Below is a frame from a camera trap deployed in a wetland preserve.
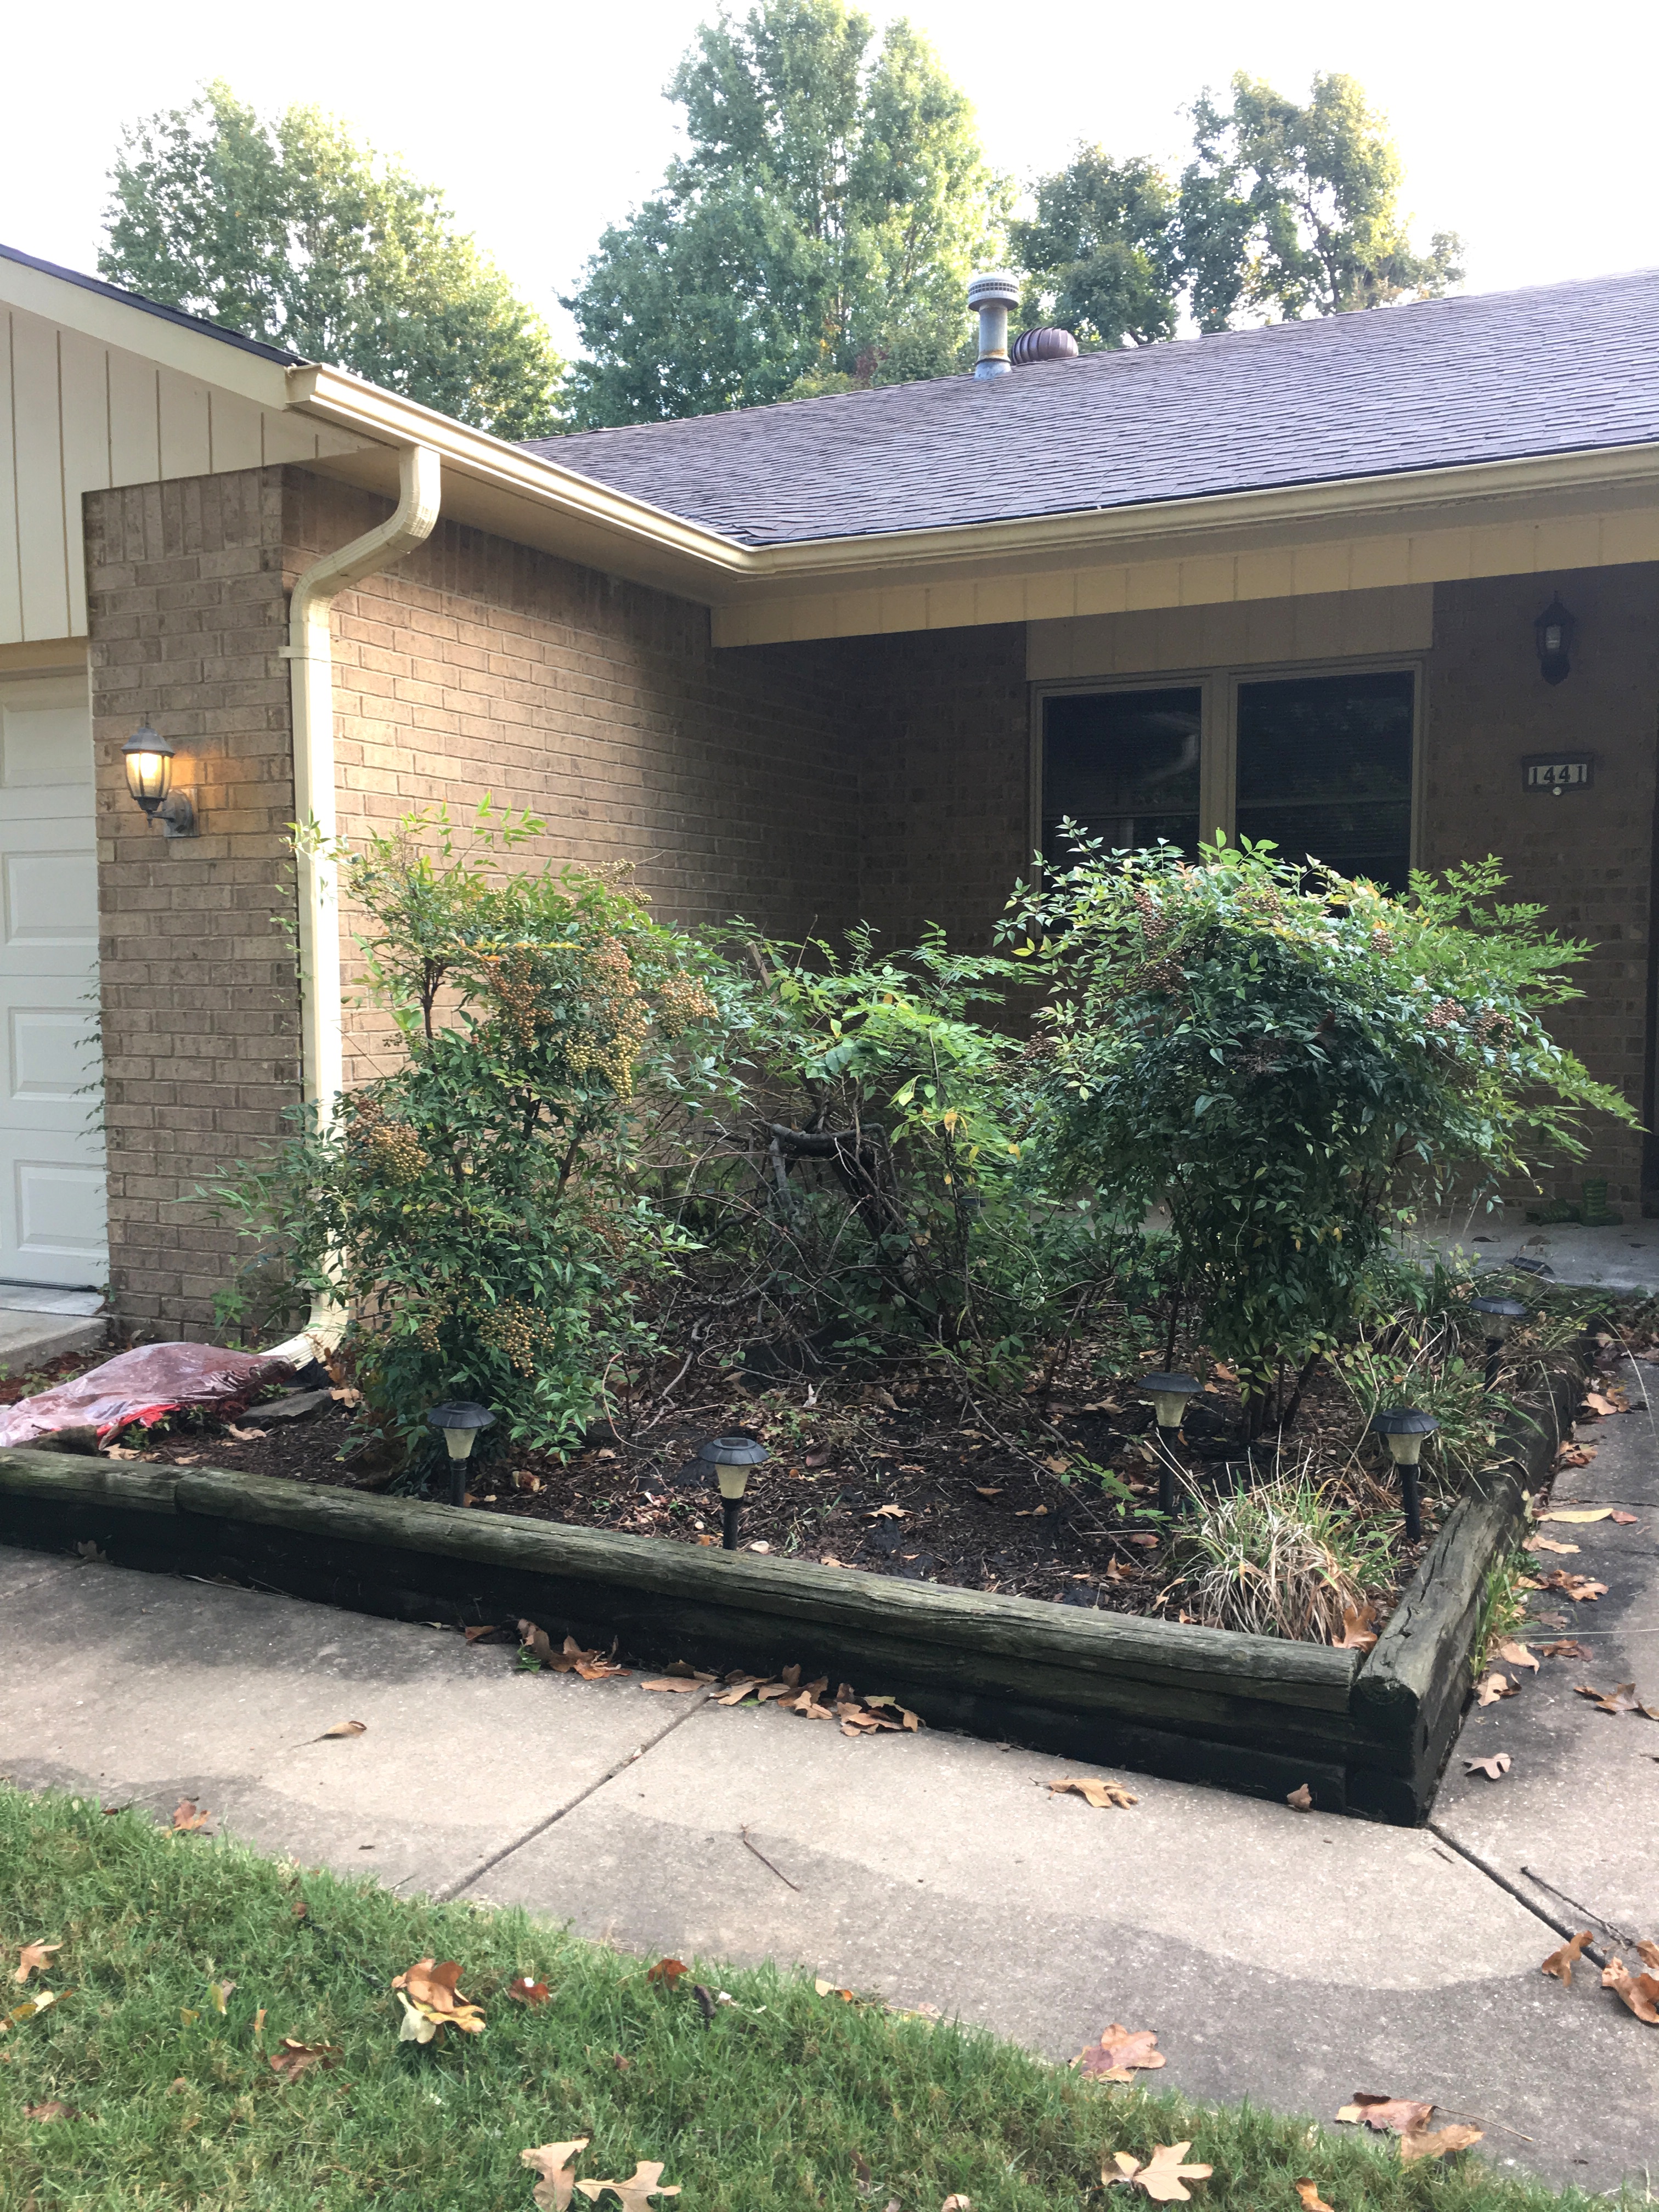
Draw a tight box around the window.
[1234,669,1415,892]
[1041,686,1203,865]
[1036,664,1417,889]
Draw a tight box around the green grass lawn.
[0,1783,1607,2212]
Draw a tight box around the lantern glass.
[714,1459,751,1500]
[1143,1372,1200,1430]
[441,1426,476,1462]
[1383,1429,1425,1467]
[123,729,174,812]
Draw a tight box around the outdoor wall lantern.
[1534,596,1576,686]
[426,1400,496,1507]
[694,1432,770,1550]
[1141,1372,1200,1516]
[122,726,196,838]
[1367,1408,1440,1543]
[1470,1296,1527,1389]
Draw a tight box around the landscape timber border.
[0,1362,1578,1825]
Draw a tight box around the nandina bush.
[211,806,721,1458]
[1002,834,1633,1434]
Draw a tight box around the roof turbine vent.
[968,270,1020,380]
[1011,326,1080,365]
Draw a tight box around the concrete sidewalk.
[4,1391,1657,2197]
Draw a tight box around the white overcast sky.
[3,0,1654,355]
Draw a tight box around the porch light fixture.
[1142,1371,1200,1516]
[1534,596,1576,686]
[122,726,196,838]
[1470,1295,1526,1389]
[695,1432,770,1550]
[426,1400,496,1507]
[1368,1408,1440,1543]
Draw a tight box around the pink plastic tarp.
[0,1341,296,1447]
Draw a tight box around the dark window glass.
[1042,687,1203,865]
[1234,669,1414,891]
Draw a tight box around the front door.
[0,672,108,1287]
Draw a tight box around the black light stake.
[696,1433,770,1550]
[1368,1408,1440,1543]
[1470,1296,1526,1389]
[426,1401,496,1507]
[1142,1372,1200,1516]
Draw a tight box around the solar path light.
[426,1401,496,1508]
[1470,1296,1526,1389]
[695,1433,770,1550]
[1141,1372,1200,1516]
[1367,1408,1440,1543]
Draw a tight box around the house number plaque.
[1522,754,1593,794]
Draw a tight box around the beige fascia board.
[0,252,295,410]
[285,359,1659,616]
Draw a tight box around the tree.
[100,82,566,439]
[562,0,1008,425]
[1177,72,1464,329]
[1009,149,1180,349]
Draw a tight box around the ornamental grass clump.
[1170,1466,1393,1642]
[1002,834,1632,1439]
[209,804,722,1460]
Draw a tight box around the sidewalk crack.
[1426,1821,1612,1965]
[432,1689,712,1903]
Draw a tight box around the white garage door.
[0,672,108,1288]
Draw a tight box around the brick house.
[3,238,1659,1333]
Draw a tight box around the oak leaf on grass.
[1105,2143,1213,2201]
[1074,2024,1165,2079]
[172,1799,212,1832]
[1399,2125,1484,2165]
[392,1956,486,2041]
[507,1974,550,2005]
[1293,2183,1335,2212]
[268,2037,341,2081]
[575,2159,682,2208]
[522,2138,591,2212]
[13,1940,60,1984]
[1541,1930,1595,1983]
[646,1958,688,1989]
[1337,2095,1435,2136]
[25,2100,76,2121]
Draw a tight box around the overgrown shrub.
[1003,834,1632,1433]
[210,807,721,1457]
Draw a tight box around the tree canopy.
[100,82,566,440]
[1016,72,1462,349]
[561,0,1008,425]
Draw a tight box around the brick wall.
[86,469,299,1336]
[280,473,872,1087]
[1423,566,1659,1204]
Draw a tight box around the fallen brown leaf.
[522,2137,592,2212]
[1582,1391,1623,1418]
[940,2198,973,2212]
[1554,1443,1595,1468]
[391,1957,486,2040]
[464,1623,504,1642]
[1610,1510,1640,1525]
[518,1622,629,1681]
[255,2006,266,2036]
[1075,2024,1165,2080]
[1464,1753,1511,1779]
[6,1989,67,2025]
[1050,1776,1138,1810]
[1524,1536,1580,1556]
[1574,1681,1659,1718]
[641,1678,707,1694]
[315,1720,366,1740]
[1475,1671,1517,1706]
[814,1978,855,2001]
[1543,1571,1607,1602]
[208,1979,236,2013]
[647,1958,689,1989]
[871,1504,906,1519]
[1540,1639,1590,1659]
[1496,1641,1539,1673]
[1293,2182,1335,2212]
[24,2100,75,2121]
[1541,1930,1595,1983]
[973,1486,1003,1498]
[267,2038,341,2081]
[1539,1508,1616,1523]
[1336,1600,1378,1652]
[1639,1939,1659,1970]
[1105,2143,1214,2202]
[1400,2125,1483,2165]
[1602,1960,1659,2023]
[507,1975,550,2005]
[172,1799,211,1832]
[1336,2095,1435,2136]
[13,1941,60,1984]
[1286,1785,1313,1811]
[574,2160,681,2208]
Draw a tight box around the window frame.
[1029,650,1425,878]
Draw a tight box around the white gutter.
[267,441,441,1364]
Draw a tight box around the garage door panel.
[0,672,107,1285]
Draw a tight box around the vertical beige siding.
[0,300,367,648]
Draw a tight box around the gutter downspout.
[268,442,441,1364]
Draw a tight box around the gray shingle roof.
[1,241,302,366]
[526,271,1659,547]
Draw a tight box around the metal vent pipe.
[968,271,1020,379]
